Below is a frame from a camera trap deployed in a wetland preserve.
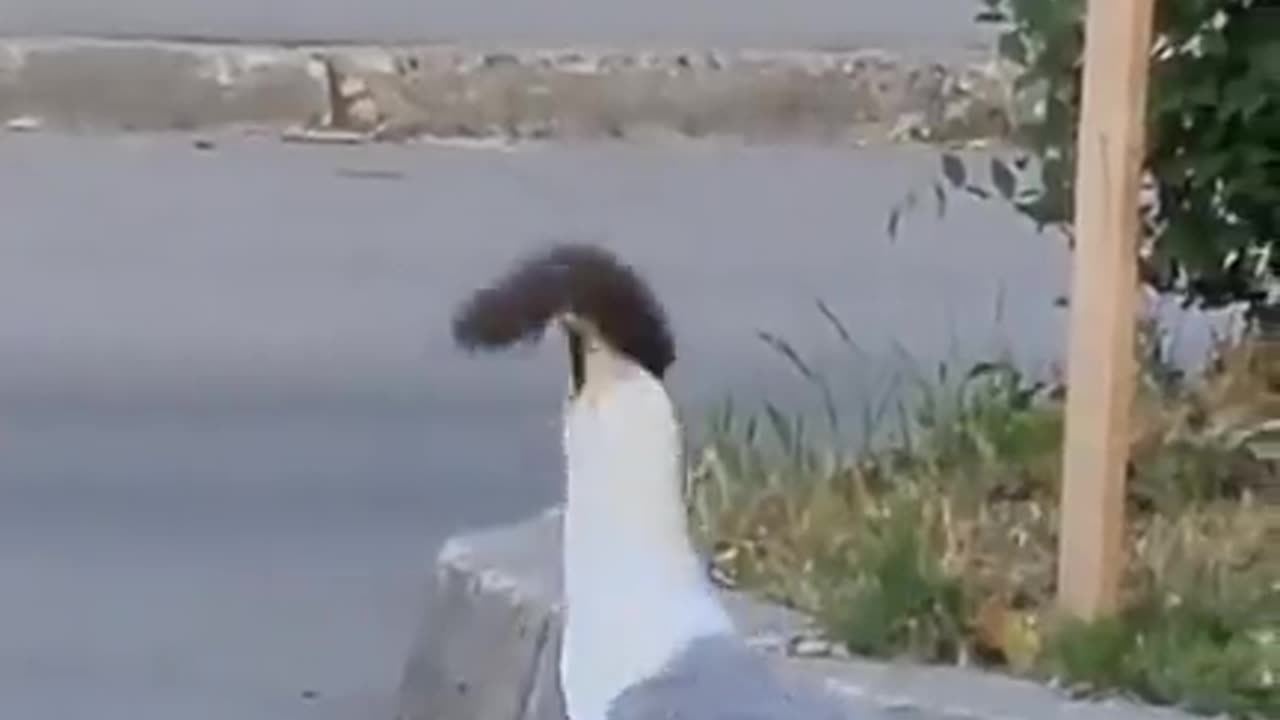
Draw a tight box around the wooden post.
[1057,0,1156,620]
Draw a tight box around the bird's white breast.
[559,364,732,720]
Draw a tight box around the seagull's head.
[451,243,676,401]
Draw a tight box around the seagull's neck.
[559,353,732,720]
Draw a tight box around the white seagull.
[452,244,871,720]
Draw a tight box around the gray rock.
[397,507,1206,720]
[395,506,814,720]
[397,507,567,720]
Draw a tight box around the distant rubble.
[0,37,1018,144]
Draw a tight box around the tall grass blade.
[757,331,818,382]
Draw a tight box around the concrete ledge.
[0,37,1016,142]
[398,507,1202,720]
[0,38,330,131]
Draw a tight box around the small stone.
[332,68,365,97]
[335,167,406,181]
[744,633,789,655]
[788,634,839,658]
[280,125,370,145]
[888,113,929,142]
[6,115,42,132]
[347,96,382,130]
[482,52,519,68]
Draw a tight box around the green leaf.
[1251,41,1280,78]
[941,154,967,188]
[1199,30,1228,58]
[1220,76,1267,121]
[975,0,1007,24]
[933,181,948,219]
[998,31,1028,65]
[1016,186,1040,202]
[991,157,1018,200]
[960,0,1278,312]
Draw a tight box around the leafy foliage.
[1046,505,1279,718]
[892,0,1280,314]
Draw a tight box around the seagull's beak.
[559,312,588,336]
[559,312,588,396]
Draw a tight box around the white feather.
[559,340,733,720]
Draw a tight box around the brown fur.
[451,243,676,379]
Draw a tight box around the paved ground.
[1,0,992,51]
[0,134,1214,719]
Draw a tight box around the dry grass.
[687,310,1278,719]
